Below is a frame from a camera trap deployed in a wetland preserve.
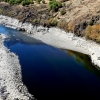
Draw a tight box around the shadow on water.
[4,32,45,47]
[0,24,46,45]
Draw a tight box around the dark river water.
[0,25,100,99]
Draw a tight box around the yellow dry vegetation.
[67,21,75,32]
[0,8,3,14]
[85,24,100,42]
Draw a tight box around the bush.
[32,19,38,24]
[49,0,62,12]
[49,18,58,26]
[44,18,58,26]
[67,21,75,32]
[0,9,3,14]
[21,1,26,6]
[36,0,41,4]
[21,0,32,6]
[9,0,15,4]
[85,25,92,39]
[42,0,45,3]
[15,0,22,4]
[88,20,94,26]
[57,19,67,29]
[96,36,100,43]
[1,0,33,6]
[60,10,66,15]
[85,25,100,41]
[40,19,45,26]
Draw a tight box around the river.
[0,25,100,99]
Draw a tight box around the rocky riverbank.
[0,15,48,34]
[0,15,100,69]
[0,34,34,100]
[29,27,100,68]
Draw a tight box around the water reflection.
[67,50,100,79]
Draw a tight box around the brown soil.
[0,0,100,37]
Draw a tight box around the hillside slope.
[0,0,100,41]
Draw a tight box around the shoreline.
[28,27,100,68]
[0,15,100,68]
[0,34,34,100]
[0,14,100,99]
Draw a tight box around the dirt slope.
[0,0,100,36]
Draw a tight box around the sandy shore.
[26,27,100,68]
[0,34,34,100]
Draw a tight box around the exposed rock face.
[0,15,48,35]
[0,2,49,24]
[0,34,34,100]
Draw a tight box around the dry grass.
[85,24,100,42]
[0,9,3,14]
[57,19,67,30]
[67,21,75,32]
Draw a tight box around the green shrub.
[60,10,66,15]
[15,0,22,4]
[49,18,58,26]
[36,0,41,4]
[4,0,9,2]
[42,0,45,4]
[9,0,15,4]
[88,20,94,26]
[49,0,62,12]
[21,0,31,6]
[32,19,38,24]
[2,0,33,6]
